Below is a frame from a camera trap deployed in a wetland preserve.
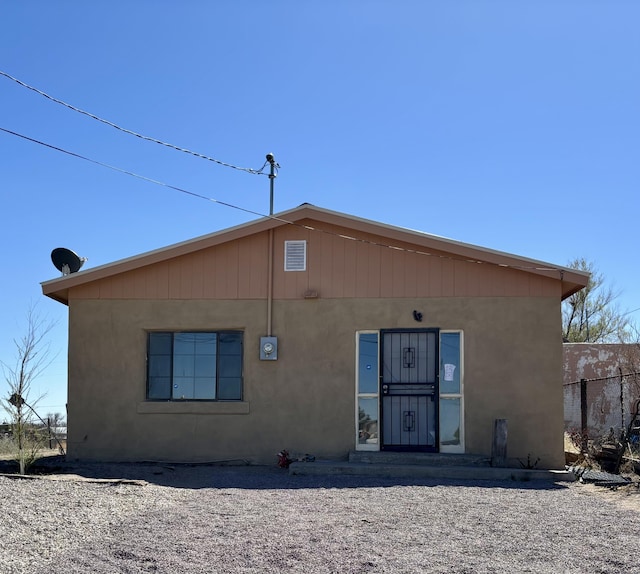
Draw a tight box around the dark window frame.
[146,330,243,401]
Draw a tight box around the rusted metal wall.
[563,344,640,437]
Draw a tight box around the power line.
[0,69,268,176]
[0,125,566,276]
[0,126,270,219]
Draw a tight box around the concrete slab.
[289,460,575,482]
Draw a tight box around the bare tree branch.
[562,258,632,343]
[1,303,57,474]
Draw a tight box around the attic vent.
[284,240,307,271]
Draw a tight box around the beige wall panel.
[225,241,241,298]
[314,232,335,296]
[110,271,132,299]
[124,266,145,299]
[502,266,527,297]
[112,275,127,299]
[201,247,219,298]
[213,246,229,298]
[343,238,358,298]
[472,264,489,297]
[390,250,405,298]
[236,242,252,298]
[130,267,147,299]
[138,263,166,299]
[379,247,395,296]
[279,265,308,299]
[402,252,418,298]
[483,264,505,297]
[186,252,203,299]
[71,234,273,302]
[98,277,113,299]
[332,233,347,298]
[353,242,369,298]
[360,244,382,297]
[313,232,328,294]
[453,260,469,296]
[72,282,101,299]
[414,253,429,297]
[440,260,455,295]
[535,274,559,297]
[237,234,269,299]
[426,257,443,297]
[178,256,194,299]
[66,296,564,468]
[217,242,240,298]
[306,229,323,294]
[67,219,561,302]
[167,259,183,299]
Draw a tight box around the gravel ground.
[0,459,639,574]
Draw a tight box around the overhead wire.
[0,125,568,276]
[0,127,270,219]
[0,69,268,176]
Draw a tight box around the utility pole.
[265,153,278,338]
[266,153,277,215]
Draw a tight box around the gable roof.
[41,203,589,304]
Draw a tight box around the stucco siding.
[66,296,564,467]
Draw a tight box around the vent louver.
[284,240,307,271]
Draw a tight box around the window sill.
[137,401,250,415]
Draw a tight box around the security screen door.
[380,329,439,451]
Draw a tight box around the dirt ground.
[22,451,640,510]
[1,456,639,573]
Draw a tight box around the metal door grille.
[380,329,439,451]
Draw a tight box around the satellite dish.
[51,247,87,276]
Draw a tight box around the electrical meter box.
[259,336,278,361]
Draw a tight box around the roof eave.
[40,203,590,304]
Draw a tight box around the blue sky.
[1,2,639,420]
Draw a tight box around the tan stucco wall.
[66,296,564,468]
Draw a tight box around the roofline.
[285,205,589,299]
[42,203,589,304]
[41,210,282,302]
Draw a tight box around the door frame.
[379,328,440,452]
[355,329,464,453]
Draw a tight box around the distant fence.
[0,422,66,453]
[564,371,640,448]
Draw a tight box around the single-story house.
[42,204,588,468]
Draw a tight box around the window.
[439,331,463,452]
[147,331,243,401]
[356,332,379,450]
[284,240,306,271]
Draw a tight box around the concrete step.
[348,451,491,467]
